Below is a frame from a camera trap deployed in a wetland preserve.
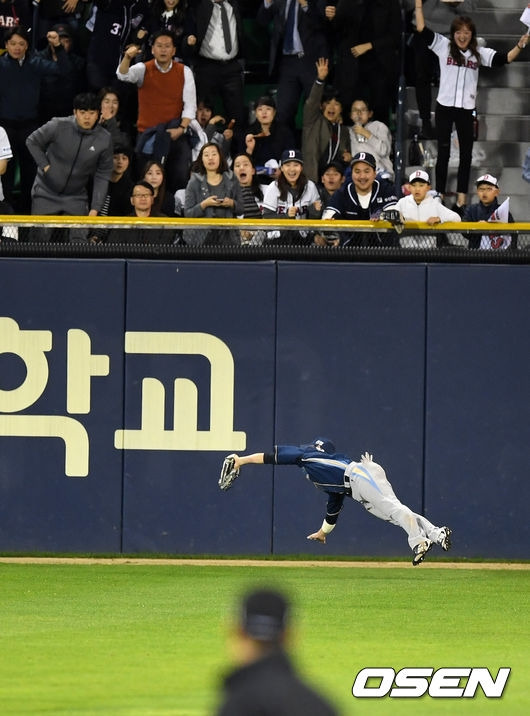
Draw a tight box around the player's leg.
[347,460,428,549]
[412,513,450,548]
[369,460,452,554]
[360,458,451,551]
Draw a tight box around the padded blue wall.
[0,259,528,559]
[0,259,125,552]
[272,264,426,557]
[120,261,276,554]
[424,265,530,559]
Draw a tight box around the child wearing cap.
[308,161,345,245]
[396,170,461,248]
[309,161,346,217]
[463,173,514,249]
[397,170,461,225]
[261,149,320,245]
[462,174,514,222]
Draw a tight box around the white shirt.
[429,32,496,109]
[396,194,461,223]
[200,0,238,61]
[0,126,13,202]
[263,0,305,55]
[262,179,320,217]
[116,60,197,121]
[396,193,462,249]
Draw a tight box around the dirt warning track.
[0,557,529,569]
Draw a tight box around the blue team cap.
[351,151,376,170]
[300,437,336,454]
[280,149,303,165]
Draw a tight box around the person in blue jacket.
[228,437,452,566]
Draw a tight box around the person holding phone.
[183,142,243,245]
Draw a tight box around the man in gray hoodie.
[26,92,113,219]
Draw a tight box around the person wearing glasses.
[343,97,394,181]
[107,181,176,244]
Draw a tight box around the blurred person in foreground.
[214,587,338,716]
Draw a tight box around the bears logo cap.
[351,152,376,170]
[280,149,303,165]
[409,169,430,184]
[476,173,498,187]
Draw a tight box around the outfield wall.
[0,259,528,559]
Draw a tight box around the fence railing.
[1,215,529,263]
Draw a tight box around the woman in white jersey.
[261,149,321,245]
[415,0,528,213]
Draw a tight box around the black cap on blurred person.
[240,589,289,644]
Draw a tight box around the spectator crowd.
[0,0,527,248]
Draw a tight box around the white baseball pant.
[345,455,443,550]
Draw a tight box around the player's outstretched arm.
[219,453,267,492]
[232,452,265,469]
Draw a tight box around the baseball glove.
[218,454,240,491]
[381,208,405,234]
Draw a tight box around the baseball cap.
[322,160,345,175]
[255,95,276,109]
[52,24,72,38]
[476,173,498,187]
[351,151,376,170]
[240,589,289,643]
[300,437,336,454]
[409,169,430,184]
[280,149,303,165]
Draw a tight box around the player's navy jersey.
[273,444,352,494]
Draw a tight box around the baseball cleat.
[412,540,433,566]
[439,527,452,552]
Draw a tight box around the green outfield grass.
[1,562,529,715]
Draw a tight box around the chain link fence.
[1,217,529,257]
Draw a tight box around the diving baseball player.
[219,438,451,565]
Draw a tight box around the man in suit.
[257,0,329,139]
[185,0,246,152]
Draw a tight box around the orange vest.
[137,60,185,133]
